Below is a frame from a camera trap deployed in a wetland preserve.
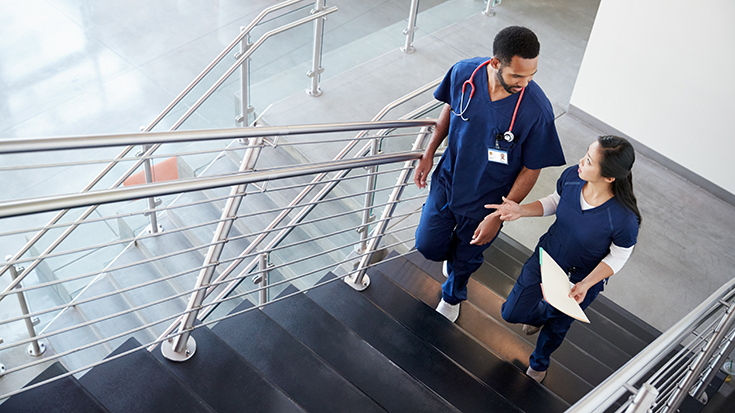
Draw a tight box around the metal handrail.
[566,278,735,413]
[153,79,442,342]
[0,149,427,302]
[0,240,419,401]
[0,120,427,155]
[144,0,311,132]
[0,1,336,300]
[1,165,410,270]
[0,120,431,299]
[0,152,425,220]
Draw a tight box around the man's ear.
[490,56,501,69]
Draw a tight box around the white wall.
[570,0,735,195]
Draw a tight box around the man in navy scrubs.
[414,26,565,322]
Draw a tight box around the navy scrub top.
[432,57,565,221]
[539,166,640,282]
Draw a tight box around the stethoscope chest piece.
[503,131,515,143]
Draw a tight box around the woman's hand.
[486,196,522,221]
[569,282,590,304]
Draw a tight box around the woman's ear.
[604,176,616,184]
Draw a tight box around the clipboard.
[539,248,590,323]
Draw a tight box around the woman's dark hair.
[493,26,540,65]
[597,135,642,225]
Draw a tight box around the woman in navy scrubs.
[488,135,642,383]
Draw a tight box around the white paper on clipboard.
[539,248,590,323]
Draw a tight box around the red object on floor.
[123,157,179,186]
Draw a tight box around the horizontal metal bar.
[566,280,735,412]
[0,150,424,219]
[1,259,203,330]
[3,189,423,306]
[201,232,418,323]
[0,279,197,353]
[0,120,433,154]
[1,168,414,272]
[0,162,408,243]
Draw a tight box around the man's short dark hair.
[493,26,540,65]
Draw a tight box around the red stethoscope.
[451,59,525,143]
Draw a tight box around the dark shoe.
[522,324,541,335]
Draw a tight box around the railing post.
[401,0,420,53]
[5,256,46,357]
[161,136,264,362]
[482,0,501,16]
[693,328,735,401]
[666,301,735,410]
[142,144,161,234]
[235,26,254,127]
[306,0,326,96]
[357,137,380,253]
[625,383,659,413]
[345,126,431,291]
[258,253,269,306]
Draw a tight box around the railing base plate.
[28,342,46,357]
[344,273,370,291]
[161,336,196,362]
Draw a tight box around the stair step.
[79,337,214,413]
[484,245,654,356]
[306,273,521,413]
[589,295,661,346]
[212,299,386,413]
[263,284,460,413]
[153,321,305,413]
[407,248,652,359]
[0,362,109,413]
[392,251,595,403]
[361,266,570,413]
[73,276,158,352]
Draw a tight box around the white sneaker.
[435,299,460,322]
[526,366,547,383]
[442,261,449,277]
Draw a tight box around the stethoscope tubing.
[451,59,525,143]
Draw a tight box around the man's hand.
[470,213,502,245]
[413,155,434,189]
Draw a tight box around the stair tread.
[153,321,305,413]
[483,240,661,347]
[263,284,460,413]
[362,265,570,413]
[407,249,652,358]
[0,362,109,413]
[79,337,214,413]
[395,251,596,403]
[306,273,522,413]
[212,299,386,413]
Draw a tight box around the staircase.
[0,232,661,412]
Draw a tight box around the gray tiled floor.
[1,0,734,341]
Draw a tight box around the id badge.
[488,148,508,164]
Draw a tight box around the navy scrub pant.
[501,248,603,372]
[415,182,499,305]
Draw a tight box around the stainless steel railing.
[566,278,735,413]
[0,0,336,306]
[0,116,438,399]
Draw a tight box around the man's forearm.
[505,167,540,204]
[423,104,451,158]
